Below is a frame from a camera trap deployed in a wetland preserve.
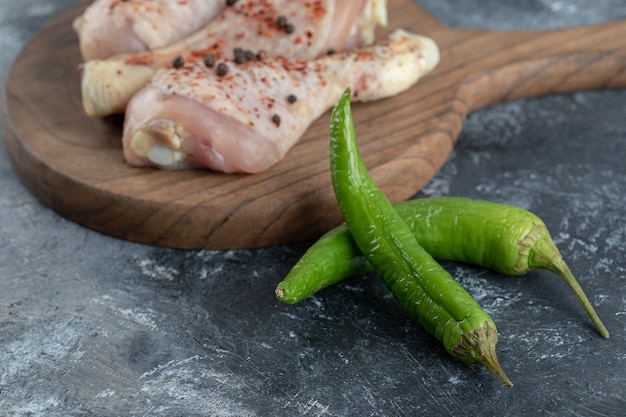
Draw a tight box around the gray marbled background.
[1,1,625,416]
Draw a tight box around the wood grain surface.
[2,0,626,249]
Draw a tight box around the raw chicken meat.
[80,0,388,118]
[73,0,226,61]
[122,29,440,174]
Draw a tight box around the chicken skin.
[73,0,226,61]
[80,0,388,117]
[122,29,440,174]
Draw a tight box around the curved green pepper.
[327,88,512,386]
[275,197,609,339]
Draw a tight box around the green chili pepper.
[275,197,609,339]
[327,88,513,386]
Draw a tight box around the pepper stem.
[528,235,609,339]
[451,321,513,387]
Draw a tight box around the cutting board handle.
[448,23,626,112]
[372,15,626,200]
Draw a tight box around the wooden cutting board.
[2,0,626,250]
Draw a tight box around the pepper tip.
[451,321,513,387]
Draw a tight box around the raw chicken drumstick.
[73,0,226,61]
[122,29,440,174]
[81,0,388,118]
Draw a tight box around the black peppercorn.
[216,62,229,77]
[226,0,238,6]
[272,114,281,126]
[203,53,216,68]
[287,94,297,104]
[284,23,295,34]
[244,50,255,61]
[171,55,185,69]
[233,48,246,64]
[276,15,287,28]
